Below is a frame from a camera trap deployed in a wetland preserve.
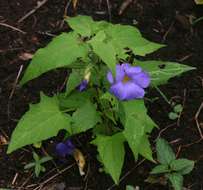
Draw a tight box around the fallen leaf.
[73,148,86,176]
[194,0,203,4]
[0,135,8,145]
[72,0,78,10]
[19,52,33,61]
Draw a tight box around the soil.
[0,0,203,189]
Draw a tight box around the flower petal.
[115,64,125,82]
[56,143,70,157]
[132,71,150,88]
[78,80,88,92]
[107,71,114,84]
[56,140,75,157]
[110,82,126,100]
[123,81,145,100]
[110,81,145,100]
[64,140,75,154]
[123,64,142,77]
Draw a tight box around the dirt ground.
[0,0,203,189]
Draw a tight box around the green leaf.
[89,33,117,75]
[100,92,118,107]
[168,173,183,190]
[119,100,156,160]
[105,24,164,56]
[24,162,35,169]
[33,152,40,162]
[138,135,154,162]
[150,164,169,174]
[132,38,165,56]
[120,100,157,134]
[66,70,83,95]
[92,133,125,184]
[168,112,178,120]
[123,115,145,160]
[20,32,89,85]
[71,101,100,134]
[7,94,71,153]
[39,156,53,164]
[35,164,41,177]
[156,138,176,165]
[126,185,134,190]
[170,159,194,175]
[58,90,94,110]
[135,60,196,86]
[174,104,183,113]
[66,15,94,37]
[66,15,111,36]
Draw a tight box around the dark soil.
[0,0,203,189]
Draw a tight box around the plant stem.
[154,86,171,105]
[193,16,203,25]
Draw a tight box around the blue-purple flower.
[77,80,88,92]
[107,63,150,100]
[56,140,75,157]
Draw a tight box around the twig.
[182,138,203,148]
[18,0,49,23]
[177,89,187,126]
[107,158,146,190]
[0,22,26,34]
[154,85,171,105]
[162,21,174,43]
[195,102,203,139]
[9,65,23,100]
[64,0,72,17]
[12,173,19,185]
[106,0,112,21]
[19,173,34,189]
[178,53,193,62]
[175,145,182,158]
[157,122,177,139]
[59,0,72,29]
[32,163,76,190]
[118,0,134,15]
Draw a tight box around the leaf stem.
[154,86,171,105]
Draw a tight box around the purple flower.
[107,63,150,101]
[77,80,88,92]
[56,140,75,157]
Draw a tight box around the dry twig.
[9,65,23,100]
[177,89,187,126]
[12,173,19,185]
[106,0,112,21]
[0,22,26,34]
[18,0,49,23]
[32,163,76,190]
[195,102,203,139]
[118,0,135,15]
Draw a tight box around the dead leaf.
[0,135,8,145]
[19,52,33,61]
[72,0,78,10]
[73,148,86,176]
[194,0,203,4]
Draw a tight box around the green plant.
[7,15,195,184]
[194,0,203,4]
[168,104,183,120]
[24,152,52,177]
[126,185,139,190]
[150,138,195,190]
